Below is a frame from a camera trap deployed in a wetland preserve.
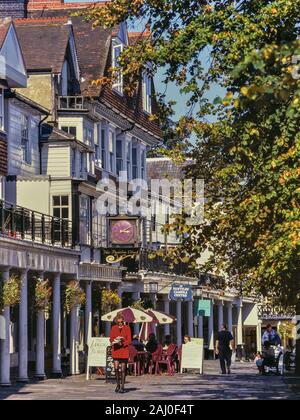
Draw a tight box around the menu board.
[180,338,204,374]
[86,337,110,380]
[105,346,116,382]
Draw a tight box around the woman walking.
[110,313,132,393]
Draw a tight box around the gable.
[0,22,27,87]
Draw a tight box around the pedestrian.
[216,324,235,375]
[146,333,158,354]
[256,341,275,375]
[262,324,282,346]
[110,313,132,393]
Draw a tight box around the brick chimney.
[27,0,64,10]
[0,0,27,18]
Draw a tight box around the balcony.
[0,199,73,248]
[58,96,89,112]
[79,262,124,283]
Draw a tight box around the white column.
[208,300,214,351]
[70,306,80,375]
[133,290,140,336]
[18,270,28,382]
[176,300,182,346]
[198,315,204,338]
[35,310,46,379]
[218,301,224,331]
[237,299,243,346]
[85,281,92,344]
[227,302,233,334]
[52,274,62,376]
[256,321,262,353]
[163,296,170,336]
[0,269,11,386]
[105,283,112,337]
[188,300,194,337]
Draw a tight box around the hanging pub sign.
[169,284,193,302]
[108,216,140,248]
[194,299,211,317]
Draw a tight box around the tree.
[85,1,300,308]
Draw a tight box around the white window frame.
[112,41,124,94]
[108,129,115,174]
[143,72,152,114]
[21,114,30,164]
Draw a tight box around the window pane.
[62,208,69,219]
[61,196,69,206]
[53,208,61,218]
[69,127,77,136]
[53,196,60,206]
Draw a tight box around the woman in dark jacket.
[110,313,132,393]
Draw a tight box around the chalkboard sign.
[105,346,116,383]
[86,337,110,380]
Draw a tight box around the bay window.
[116,139,123,176]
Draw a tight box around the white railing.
[79,262,123,282]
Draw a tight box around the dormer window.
[112,41,124,94]
[143,72,152,114]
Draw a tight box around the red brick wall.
[0,137,7,176]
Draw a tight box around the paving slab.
[0,362,299,400]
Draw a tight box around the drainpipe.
[38,114,49,175]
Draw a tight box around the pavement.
[1,361,300,400]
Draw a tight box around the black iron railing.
[0,199,73,248]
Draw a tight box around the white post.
[133,290,141,336]
[105,283,112,337]
[70,306,80,375]
[52,274,62,376]
[0,269,11,386]
[163,296,170,336]
[227,302,233,334]
[208,300,214,352]
[35,310,46,379]
[188,300,194,337]
[18,270,28,382]
[256,321,262,353]
[176,300,182,346]
[85,281,92,344]
[218,301,224,331]
[237,299,243,347]
[198,315,204,338]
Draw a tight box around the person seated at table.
[163,335,173,349]
[146,333,158,354]
[131,335,145,352]
[183,335,191,344]
[256,341,275,375]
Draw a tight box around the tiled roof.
[0,19,10,49]
[14,18,72,73]
[128,31,151,46]
[147,158,193,181]
[29,6,162,139]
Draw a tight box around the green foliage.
[0,275,22,310]
[87,0,300,306]
[34,278,52,312]
[65,281,86,314]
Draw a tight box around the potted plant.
[34,278,52,312]
[101,289,121,313]
[0,274,22,310]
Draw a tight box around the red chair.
[128,346,140,376]
[157,344,177,376]
[148,345,163,375]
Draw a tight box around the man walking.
[216,324,235,374]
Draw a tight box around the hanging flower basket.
[34,278,52,312]
[101,289,121,313]
[0,275,22,310]
[65,281,86,314]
